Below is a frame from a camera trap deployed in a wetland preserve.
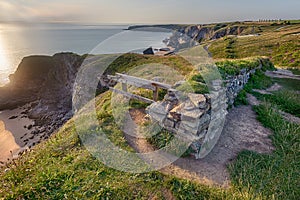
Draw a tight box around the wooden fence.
[107,73,172,103]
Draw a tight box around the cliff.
[0,53,85,133]
[165,24,259,49]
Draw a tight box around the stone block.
[183,101,198,111]
[176,128,201,141]
[211,79,223,86]
[180,107,205,121]
[179,122,199,135]
[197,129,208,138]
[164,118,175,129]
[198,101,208,109]
[188,93,206,107]
[149,112,166,124]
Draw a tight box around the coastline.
[0,106,34,165]
[0,27,173,166]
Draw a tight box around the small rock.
[39,127,46,133]
[9,116,18,120]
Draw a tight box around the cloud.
[0,0,299,24]
[0,1,34,21]
[0,0,85,22]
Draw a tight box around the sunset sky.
[0,0,299,24]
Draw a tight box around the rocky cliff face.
[0,53,85,134]
[165,25,248,50]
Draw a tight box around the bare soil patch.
[265,70,300,80]
[279,111,300,125]
[123,106,274,187]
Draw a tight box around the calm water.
[0,23,171,86]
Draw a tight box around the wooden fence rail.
[107,73,172,103]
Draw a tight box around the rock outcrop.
[0,53,85,137]
[164,25,253,50]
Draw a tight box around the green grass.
[215,57,275,77]
[234,89,248,106]
[1,52,299,199]
[0,93,212,199]
[224,37,237,59]
[148,129,174,149]
[208,23,300,68]
[244,70,274,92]
[254,90,300,118]
[1,89,298,199]
[229,102,300,200]
[216,58,260,75]
[288,68,300,75]
[230,66,300,200]
[0,91,256,200]
[289,20,300,24]
[233,67,274,106]
[147,129,194,157]
[271,77,300,91]
[104,53,194,76]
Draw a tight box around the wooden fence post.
[122,83,127,92]
[153,86,159,102]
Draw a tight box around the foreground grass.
[254,90,300,117]
[228,63,299,200]
[271,77,300,91]
[1,92,298,199]
[229,102,300,200]
[234,64,275,106]
[0,92,252,200]
[0,53,298,199]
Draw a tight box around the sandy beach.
[0,107,34,165]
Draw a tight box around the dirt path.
[123,107,274,187]
[253,83,283,95]
[248,81,300,125]
[247,93,300,125]
[279,111,300,125]
[265,70,300,80]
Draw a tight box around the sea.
[0,23,171,86]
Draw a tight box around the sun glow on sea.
[0,33,9,71]
[0,30,11,86]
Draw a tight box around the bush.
[234,89,248,106]
[244,70,273,92]
[216,58,261,75]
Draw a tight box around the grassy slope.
[0,92,246,200]
[230,101,300,200]
[208,23,300,68]
[0,54,299,199]
[229,71,300,200]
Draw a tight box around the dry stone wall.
[146,66,261,159]
[225,67,259,105]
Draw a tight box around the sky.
[0,0,299,24]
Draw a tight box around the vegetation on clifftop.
[0,52,299,199]
[208,23,300,68]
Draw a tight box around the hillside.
[0,51,299,199]
[139,21,300,69]
[206,23,300,68]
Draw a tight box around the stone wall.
[225,66,260,105]
[146,65,261,159]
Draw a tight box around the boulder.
[143,47,154,55]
